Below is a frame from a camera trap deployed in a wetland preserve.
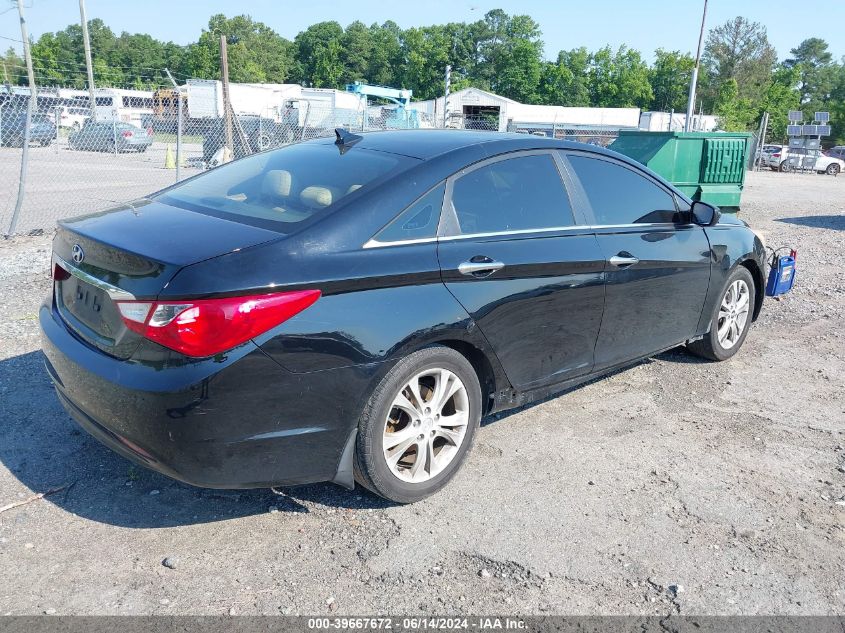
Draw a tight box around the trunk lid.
[53,198,282,358]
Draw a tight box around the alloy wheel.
[382,367,469,483]
[717,279,750,350]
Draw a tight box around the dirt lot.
[0,170,843,616]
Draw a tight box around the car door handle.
[458,259,505,276]
[609,255,640,268]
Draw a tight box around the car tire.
[687,266,756,362]
[826,164,840,176]
[779,161,792,173]
[353,346,482,503]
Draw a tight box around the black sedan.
[40,130,766,503]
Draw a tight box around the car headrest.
[300,186,336,209]
[262,170,293,199]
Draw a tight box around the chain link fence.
[2,84,625,236]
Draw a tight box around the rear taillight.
[122,130,133,138]
[115,290,321,357]
[772,153,781,158]
[146,127,154,136]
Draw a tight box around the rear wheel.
[354,346,481,503]
[779,161,792,173]
[688,266,755,361]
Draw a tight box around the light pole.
[79,0,97,119]
[685,0,708,132]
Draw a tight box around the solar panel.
[788,110,803,122]
[818,125,831,136]
[803,125,818,135]
[815,112,829,122]
[787,125,802,136]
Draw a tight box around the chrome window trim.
[363,236,439,249]
[362,222,680,248]
[53,254,136,301]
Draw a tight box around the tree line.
[2,10,843,142]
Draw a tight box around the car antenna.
[335,128,362,154]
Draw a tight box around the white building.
[406,87,641,134]
[639,111,719,132]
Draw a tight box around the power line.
[0,33,26,44]
[26,54,191,77]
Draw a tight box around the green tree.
[649,49,695,111]
[702,17,777,109]
[714,78,757,131]
[497,38,541,102]
[400,25,451,100]
[366,22,403,87]
[475,10,543,100]
[294,21,344,87]
[1,47,25,85]
[828,62,845,144]
[785,38,833,104]
[341,21,372,84]
[758,65,801,141]
[589,45,653,108]
[538,48,590,106]
[189,14,293,83]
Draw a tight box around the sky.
[1,0,843,64]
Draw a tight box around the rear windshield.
[157,143,409,231]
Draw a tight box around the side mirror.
[691,200,720,227]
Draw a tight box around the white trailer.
[186,80,363,129]
[186,79,303,121]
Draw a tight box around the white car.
[50,106,90,131]
[768,147,844,175]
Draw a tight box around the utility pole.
[8,0,38,236]
[219,35,233,158]
[684,0,708,133]
[443,65,451,128]
[79,0,97,119]
[165,68,182,182]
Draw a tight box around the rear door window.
[567,155,679,225]
[449,153,574,235]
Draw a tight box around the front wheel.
[354,346,482,503]
[826,164,840,175]
[688,266,755,362]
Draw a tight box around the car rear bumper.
[40,301,376,489]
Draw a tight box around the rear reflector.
[115,290,320,357]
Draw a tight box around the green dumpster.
[609,131,752,209]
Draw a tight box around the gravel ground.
[0,169,843,616]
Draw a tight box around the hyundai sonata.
[41,130,766,503]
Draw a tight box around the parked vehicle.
[41,130,767,503]
[68,121,154,153]
[51,105,90,131]
[766,146,844,175]
[0,112,56,147]
[824,146,845,161]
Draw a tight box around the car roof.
[308,128,617,161]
